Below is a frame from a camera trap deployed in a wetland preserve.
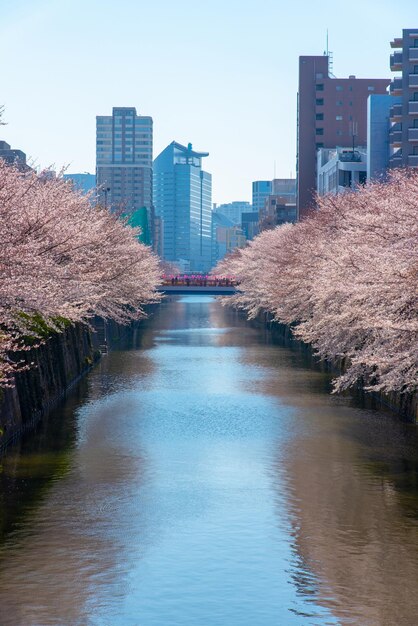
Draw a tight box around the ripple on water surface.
[0,296,417,625]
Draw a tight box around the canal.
[0,295,418,625]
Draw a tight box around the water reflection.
[277,407,418,626]
[0,296,416,625]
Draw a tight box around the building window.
[414,65,418,74]
[413,119,418,128]
[368,86,375,91]
[336,115,343,121]
[339,170,352,187]
[316,73,324,79]
[414,38,418,47]
[336,85,343,91]
[316,142,324,149]
[414,92,418,101]
[336,130,343,136]
[316,84,324,91]
[336,100,343,106]
[316,113,324,120]
[413,146,418,155]
[316,98,324,106]
[316,128,324,135]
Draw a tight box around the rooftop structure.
[317,146,367,196]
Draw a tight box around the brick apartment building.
[297,55,390,219]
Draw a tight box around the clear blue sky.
[0,0,416,203]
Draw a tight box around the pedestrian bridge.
[158,285,236,295]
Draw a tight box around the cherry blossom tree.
[216,169,418,395]
[0,161,161,386]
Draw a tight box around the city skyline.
[0,0,417,203]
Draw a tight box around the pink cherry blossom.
[0,161,161,386]
[215,169,418,395]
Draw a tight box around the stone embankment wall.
[0,324,98,453]
[0,314,153,454]
[257,311,418,423]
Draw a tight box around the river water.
[0,295,418,626]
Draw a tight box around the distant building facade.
[259,178,296,231]
[211,212,246,266]
[271,178,296,200]
[252,181,272,214]
[259,195,297,231]
[96,107,153,243]
[63,173,96,196]
[388,29,418,168]
[297,55,390,218]
[154,141,212,273]
[367,94,401,180]
[214,201,252,225]
[0,140,29,171]
[317,147,367,195]
[241,211,260,240]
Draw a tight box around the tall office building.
[153,141,212,273]
[388,29,418,168]
[297,55,389,219]
[96,107,153,243]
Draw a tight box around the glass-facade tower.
[96,107,153,242]
[154,142,212,273]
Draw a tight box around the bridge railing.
[161,274,238,288]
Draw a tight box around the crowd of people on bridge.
[162,275,237,287]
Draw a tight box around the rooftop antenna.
[325,29,334,76]
[349,121,358,153]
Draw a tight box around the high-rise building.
[388,29,418,168]
[252,180,272,214]
[96,107,153,243]
[297,55,390,219]
[153,141,212,273]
